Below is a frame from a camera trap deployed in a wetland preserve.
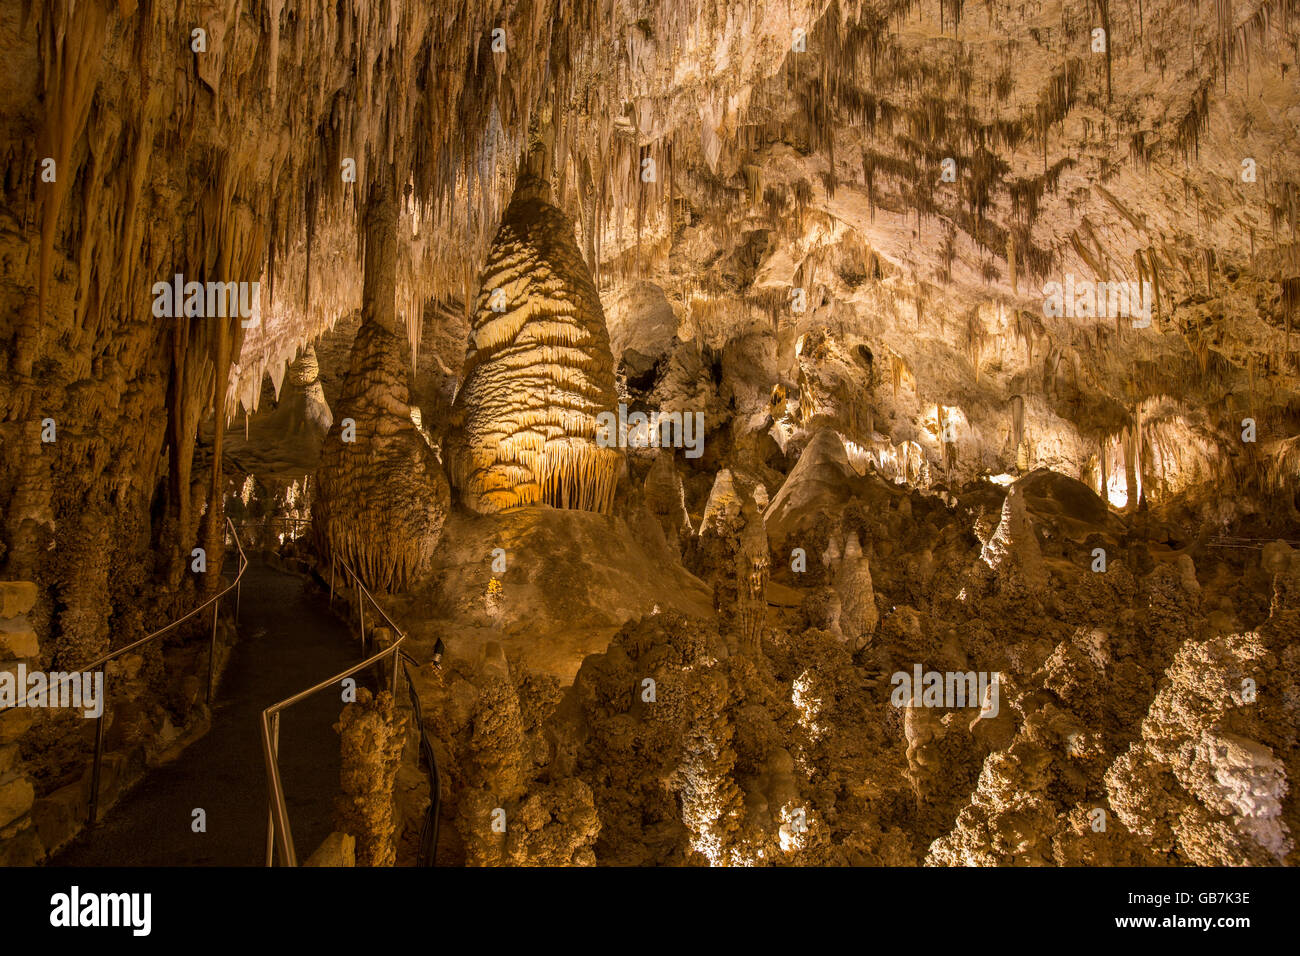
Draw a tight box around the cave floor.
[51,558,363,866]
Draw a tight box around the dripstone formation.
[315,176,450,592]
[314,320,450,592]
[448,168,623,515]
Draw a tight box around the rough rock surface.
[335,689,406,868]
[315,321,450,591]
[448,171,623,515]
[388,507,713,682]
[4,0,1300,871]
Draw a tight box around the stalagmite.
[6,0,1300,879]
[643,449,694,558]
[834,532,877,650]
[980,482,1048,591]
[735,500,771,653]
[315,173,450,591]
[448,150,624,514]
[1011,395,1025,467]
[275,345,333,437]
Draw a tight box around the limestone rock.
[834,532,877,650]
[1105,632,1293,866]
[979,482,1047,591]
[0,584,37,619]
[315,320,451,591]
[334,689,407,867]
[304,831,356,867]
[274,344,333,437]
[448,171,623,515]
[0,777,35,830]
[0,622,38,660]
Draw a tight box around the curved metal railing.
[259,552,441,867]
[1209,534,1300,550]
[0,516,248,827]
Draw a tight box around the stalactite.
[1011,394,1025,464]
[1095,0,1113,102]
[1122,420,1140,513]
[1282,277,1300,349]
[1007,233,1018,294]
[30,0,107,372]
[1099,435,1109,504]
[201,319,231,596]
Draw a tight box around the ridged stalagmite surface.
[314,322,450,591]
[449,173,623,514]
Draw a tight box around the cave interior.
[1,0,1299,868]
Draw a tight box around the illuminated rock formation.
[978,482,1048,592]
[335,688,406,867]
[315,177,451,591]
[795,328,874,442]
[314,319,450,591]
[834,532,877,650]
[643,450,694,560]
[694,469,770,653]
[1105,554,1300,866]
[7,0,1300,874]
[448,167,623,515]
[276,345,332,437]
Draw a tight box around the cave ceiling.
[3,0,1300,525]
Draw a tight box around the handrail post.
[264,712,281,866]
[231,522,242,624]
[207,596,219,704]
[262,709,297,867]
[259,566,437,868]
[22,518,247,841]
[329,557,335,605]
[87,675,107,827]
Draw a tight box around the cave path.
[52,557,362,867]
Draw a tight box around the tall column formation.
[314,174,450,591]
[447,157,623,514]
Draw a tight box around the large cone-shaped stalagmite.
[448,168,623,514]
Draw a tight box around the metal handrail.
[228,515,311,529]
[1209,534,1300,549]
[227,515,312,546]
[0,516,247,827]
[259,553,441,867]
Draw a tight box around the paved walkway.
[53,558,363,866]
